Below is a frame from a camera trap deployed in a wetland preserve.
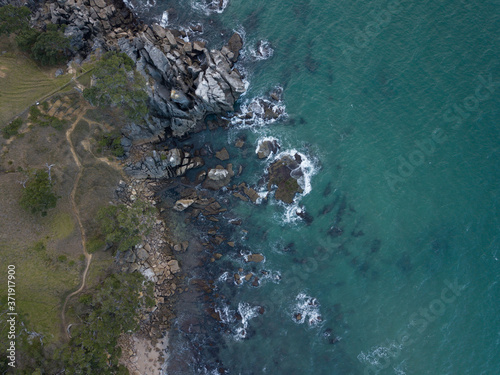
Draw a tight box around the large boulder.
[202,164,234,190]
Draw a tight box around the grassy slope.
[0,36,72,126]
[0,91,123,344]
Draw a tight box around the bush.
[86,236,106,254]
[97,132,125,157]
[0,5,31,36]
[29,106,67,130]
[96,200,156,254]
[19,169,59,216]
[2,118,23,139]
[15,27,41,51]
[31,25,70,66]
[60,272,152,373]
[83,52,148,121]
[15,23,70,66]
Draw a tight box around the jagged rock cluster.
[124,144,204,179]
[35,0,138,53]
[118,27,246,137]
[267,153,305,204]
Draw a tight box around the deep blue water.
[132,0,500,373]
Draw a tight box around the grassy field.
[0,36,72,126]
[0,91,124,343]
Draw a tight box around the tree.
[60,272,153,374]
[83,52,149,121]
[15,27,41,51]
[0,5,30,36]
[96,200,156,253]
[19,169,58,216]
[2,117,22,139]
[30,24,70,65]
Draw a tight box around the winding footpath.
[61,110,92,339]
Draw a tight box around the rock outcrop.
[39,0,247,141]
[117,26,246,138]
[267,154,304,204]
[124,146,204,179]
[256,139,280,159]
[202,164,234,190]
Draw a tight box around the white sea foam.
[268,149,319,224]
[191,0,229,15]
[123,0,156,10]
[231,96,287,128]
[249,40,274,61]
[217,271,230,283]
[159,11,168,27]
[234,302,261,339]
[357,341,404,369]
[215,302,261,340]
[292,293,323,327]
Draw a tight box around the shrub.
[0,5,31,36]
[83,52,148,121]
[2,118,23,139]
[19,169,58,216]
[15,23,70,66]
[96,200,156,254]
[60,272,152,373]
[86,236,106,254]
[31,25,70,66]
[97,131,124,157]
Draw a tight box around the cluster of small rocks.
[115,179,188,336]
[35,0,138,54]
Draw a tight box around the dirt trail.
[61,109,93,339]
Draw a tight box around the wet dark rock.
[296,208,314,224]
[328,226,344,237]
[246,254,264,263]
[215,148,230,161]
[202,165,234,190]
[267,154,303,204]
[225,32,243,62]
[256,139,280,159]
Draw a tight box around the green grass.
[0,240,81,343]
[50,212,75,240]
[0,36,72,126]
[76,69,93,87]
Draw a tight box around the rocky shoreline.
[25,0,311,372]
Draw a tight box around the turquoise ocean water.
[135,0,499,373]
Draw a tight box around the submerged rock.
[173,199,196,211]
[246,254,264,263]
[215,147,230,161]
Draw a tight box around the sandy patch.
[120,332,169,375]
[0,65,7,78]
